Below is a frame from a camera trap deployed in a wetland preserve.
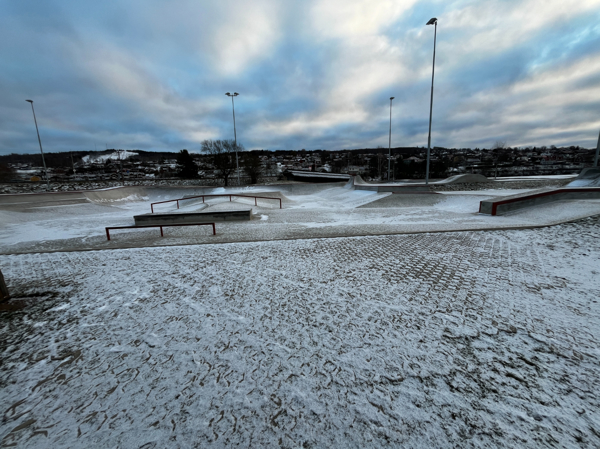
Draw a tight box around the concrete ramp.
[359,193,442,208]
[0,191,89,210]
[567,168,600,187]
[353,174,490,192]
[84,186,148,202]
[353,175,431,193]
[479,187,600,215]
[437,174,490,184]
[0,186,153,210]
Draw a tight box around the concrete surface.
[568,167,600,187]
[480,187,600,215]
[2,177,600,255]
[353,174,491,192]
[2,217,600,447]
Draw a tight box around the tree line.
[177,139,263,186]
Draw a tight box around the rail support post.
[106,228,111,240]
[160,226,164,237]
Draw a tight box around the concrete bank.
[479,187,600,215]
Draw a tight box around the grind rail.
[105,222,216,240]
[150,194,282,213]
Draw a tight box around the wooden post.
[0,269,9,302]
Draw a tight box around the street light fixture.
[425,17,437,185]
[25,99,50,190]
[225,92,240,185]
[388,97,395,182]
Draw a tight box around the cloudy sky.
[1,0,599,155]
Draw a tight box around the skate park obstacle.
[479,187,600,215]
[105,222,216,240]
[150,194,282,213]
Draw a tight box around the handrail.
[105,222,216,240]
[150,194,282,213]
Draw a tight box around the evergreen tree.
[176,149,198,178]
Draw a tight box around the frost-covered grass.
[1,217,600,448]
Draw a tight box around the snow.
[1,217,600,447]
[1,182,600,446]
[81,151,138,164]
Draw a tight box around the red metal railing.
[105,222,216,240]
[150,194,282,213]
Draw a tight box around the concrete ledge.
[479,188,600,215]
[134,209,252,225]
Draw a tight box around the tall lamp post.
[388,97,395,182]
[225,92,240,185]
[425,17,437,185]
[25,99,50,190]
[594,128,600,167]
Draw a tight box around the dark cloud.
[1,0,599,156]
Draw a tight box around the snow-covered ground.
[81,151,138,164]
[1,182,600,447]
[1,217,600,447]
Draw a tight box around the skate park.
[1,170,600,254]
[2,171,600,448]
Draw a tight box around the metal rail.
[105,222,216,240]
[150,194,282,213]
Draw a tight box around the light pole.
[388,96,395,182]
[594,128,599,167]
[225,92,240,185]
[425,17,437,185]
[25,99,50,190]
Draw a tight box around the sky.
[1,0,600,155]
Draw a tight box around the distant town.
[0,145,596,186]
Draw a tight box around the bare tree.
[242,151,263,184]
[492,141,506,151]
[202,139,241,186]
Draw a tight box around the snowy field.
[1,215,600,447]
